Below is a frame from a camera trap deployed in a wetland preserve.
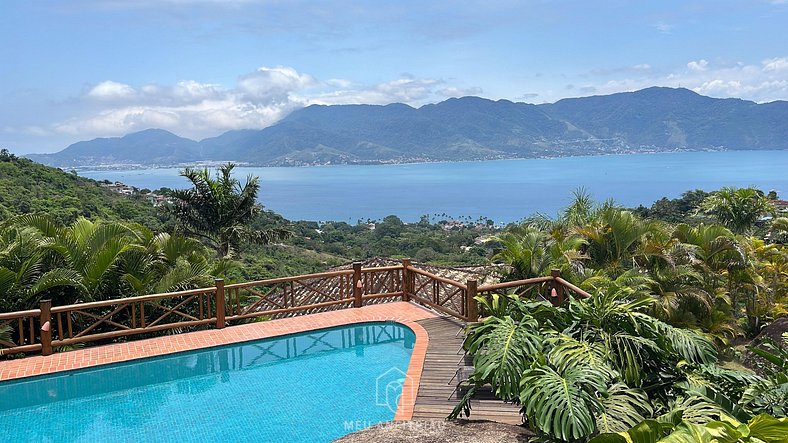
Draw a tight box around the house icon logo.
[375,367,414,413]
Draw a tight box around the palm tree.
[0,221,84,310]
[700,187,774,234]
[491,225,587,284]
[771,217,788,243]
[121,226,214,296]
[19,215,140,303]
[168,163,291,258]
[574,207,659,274]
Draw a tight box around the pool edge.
[0,302,437,421]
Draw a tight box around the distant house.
[772,200,788,214]
[144,193,171,207]
[101,181,134,195]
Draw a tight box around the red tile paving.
[0,302,438,420]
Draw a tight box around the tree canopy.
[168,163,292,258]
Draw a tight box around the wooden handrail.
[407,266,467,290]
[555,277,592,299]
[0,309,40,321]
[360,265,403,273]
[3,262,589,357]
[224,269,354,289]
[477,276,554,293]
[50,287,217,314]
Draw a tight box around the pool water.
[0,322,416,442]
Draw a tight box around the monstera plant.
[450,289,788,442]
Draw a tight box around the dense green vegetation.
[451,189,788,441]
[0,215,217,312]
[453,292,788,442]
[0,149,167,228]
[1,156,787,441]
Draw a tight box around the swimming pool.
[0,321,416,442]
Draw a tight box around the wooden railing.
[0,309,42,354]
[0,261,590,357]
[476,269,592,307]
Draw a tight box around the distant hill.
[29,87,788,167]
[0,151,164,227]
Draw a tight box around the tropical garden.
[451,188,788,442]
[1,153,787,441]
[0,161,293,346]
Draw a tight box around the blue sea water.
[0,322,415,443]
[80,151,788,223]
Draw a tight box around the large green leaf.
[548,334,616,380]
[659,396,722,425]
[658,421,712,443]
[597,384,654,434]
[740,372,788,416]
[703,420,741,443]
[465,315,542,401]
[633,312,717,364]
[747,414,788,443]
[520,364,606,441]
[678,384,752,423]
[590,420,667,443]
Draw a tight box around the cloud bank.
[8,56,788,153]
[48,67,479,142]
[574,56,788,104]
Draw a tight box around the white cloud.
[687,59,709,71]
[655,22,674,33]
[238,66,316,102]
[763,57,788,72]
[571,56,788,104]
[86,81,137,100]
[47,67,479,141]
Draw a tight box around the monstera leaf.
[520,363,607,441]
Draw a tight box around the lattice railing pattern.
[1,262,588,357]
[225,270,355,321]
[360,266,404,305]
[49,288,218,347]
[407,268,467,319]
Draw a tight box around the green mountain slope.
[29,87,788,168]
[0,151,165,227]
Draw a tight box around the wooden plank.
[412,316,522,425]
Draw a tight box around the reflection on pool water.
[0,322,415,442]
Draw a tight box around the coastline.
[53,147,735,172]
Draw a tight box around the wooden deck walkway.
[412,316,523,424]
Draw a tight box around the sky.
[2,0,787,154]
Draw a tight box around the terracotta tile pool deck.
[0,302,438,421]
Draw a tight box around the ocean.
[80,151,788,223]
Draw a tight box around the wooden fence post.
[466,280,479,322]
[401,259,411,302]
[39,300,52,356]
[353,262,363,308]
[215,278,226,329]
[550,269,564,306]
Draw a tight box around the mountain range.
[29,87,788,168]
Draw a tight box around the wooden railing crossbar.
[0,262,589,357]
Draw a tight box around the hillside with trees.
[0,149,167,228]
[1,157,787,441]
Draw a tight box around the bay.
[80,151,788,223]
